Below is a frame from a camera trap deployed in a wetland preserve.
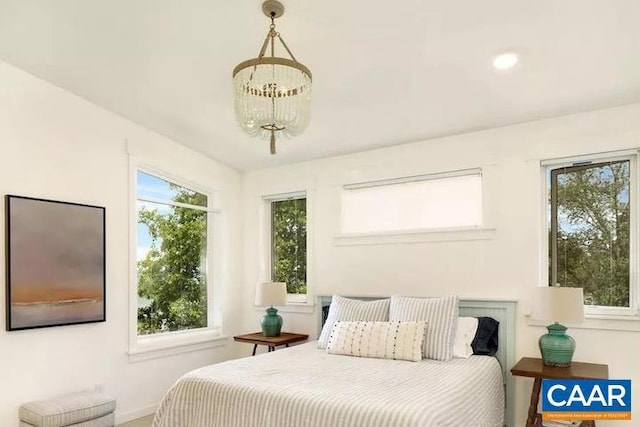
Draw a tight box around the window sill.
[527,315,640,333]
[254,302,315,314]
[128,328,228,362]
[333,227,496,246]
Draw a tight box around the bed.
[153,297,516,427]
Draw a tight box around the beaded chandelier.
[232,0,312,155]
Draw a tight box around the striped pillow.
[389,295,459,361]
[318,296,390,349]
[326,321,426,362]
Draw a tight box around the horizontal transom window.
[340,170,482,234]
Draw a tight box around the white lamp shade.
[255,282,287,307]
[531,287,585,323]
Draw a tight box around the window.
[341,170,482,234]
[136,170,211,335]
[545,152,638,315]
[267,194,307,299]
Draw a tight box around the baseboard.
[115,403,157,425]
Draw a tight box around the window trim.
[333,226,496,246]
[541,150,640,318]
[128,158,223,359]
[260,190,312,305]
[342,167,481,190]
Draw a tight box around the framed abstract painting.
[5,195,106,331]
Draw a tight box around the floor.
[117,415,154,427]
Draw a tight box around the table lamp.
[255,282,287,336]
[531,286,584,367]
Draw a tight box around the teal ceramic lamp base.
[539,322,575,367]
[261,306,283,337]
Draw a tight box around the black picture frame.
[5,195,106,331]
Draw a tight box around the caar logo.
[542,379,631,421]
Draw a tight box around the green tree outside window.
[550,160,630,307]
[136,172,209,335]
[271,198,307,295]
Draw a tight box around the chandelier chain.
[270,27,275,58]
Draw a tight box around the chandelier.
[232,0,312,155]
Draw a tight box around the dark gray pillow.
[471,317,499,356]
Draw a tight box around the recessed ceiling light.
[493,52,519,70]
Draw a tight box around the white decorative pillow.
[318,296,390,349]
[326,321,427,362]
[453,316,479,358]
[389,295,459,361]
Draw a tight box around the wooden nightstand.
[511,357,609,427]
[234,332,309,356]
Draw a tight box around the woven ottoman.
[19,391,116,427]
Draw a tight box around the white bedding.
[153,342,504,427]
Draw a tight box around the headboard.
[317,296,517,427]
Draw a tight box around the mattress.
[153,341,504,427]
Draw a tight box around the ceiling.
[1,1,639,171]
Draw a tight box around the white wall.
[0,61,244,426]
[242,103,640,426]
[3,53,638,426]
